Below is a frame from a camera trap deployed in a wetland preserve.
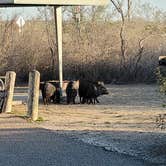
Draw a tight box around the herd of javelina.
[40,80,109,105]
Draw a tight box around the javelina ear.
[97,81,101,85]
[98,81,104,86]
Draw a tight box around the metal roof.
[0,0,109,6]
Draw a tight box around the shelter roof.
[0,0,109,6]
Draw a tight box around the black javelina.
[66,80,79,104]
[78,80,88,104]
[79,80,109,104]
[86,82,109,104]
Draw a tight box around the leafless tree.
[110,0,127,69]
[127,0,132,21]
[37,7,57,79]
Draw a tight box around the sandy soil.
[6,84,166,165]
[12,84,166,131]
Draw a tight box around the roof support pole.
[54,6,63,95]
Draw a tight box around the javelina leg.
[56,91,61,104]
[73,97,76,104]
[82,97,86,104]
[87,98,93,104]
[67,96,70,104]
[90,99,94,104]
[93,98,96,104]
[79,97,82,104]
[95,98,100,103]
[56,97,60,104]
[43,98,47,105]
[46,97,50,105]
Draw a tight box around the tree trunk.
[127,0,132,21]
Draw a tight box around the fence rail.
[0,76,5,79]
[0,76,5,90]
[0,75,6,112]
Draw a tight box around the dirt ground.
[7,84,166,165]
[12,84,166,132]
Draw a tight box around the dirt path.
[13,84,166,132]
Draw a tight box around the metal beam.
[0,0,109,6]
[0,0,13,3]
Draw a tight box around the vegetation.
[0,0,166,83]
[156,66,166,95]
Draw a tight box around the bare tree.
[37,7,57,79]
[127,0,132,21]
[110,0,127,68]
[133,38,144,79]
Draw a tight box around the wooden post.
[2,71,16,113]
[27,70,40,121]
[54,6,63,95]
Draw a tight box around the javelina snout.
[96,82,109,95]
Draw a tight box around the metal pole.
[54,6,63,95]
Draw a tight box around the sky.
[141,0,166,10]
[0,0,165,20]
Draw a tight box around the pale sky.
[0,0,165,20]
[141,0,166,10]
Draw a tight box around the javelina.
[47,82,61,103]
[86,81,109,104]
[66,80,79,104]
[40,82,60,105]
[79,80,109,104]
[78,79,88,104]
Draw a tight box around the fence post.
[2,71,16,113]
[27,70,40,121]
